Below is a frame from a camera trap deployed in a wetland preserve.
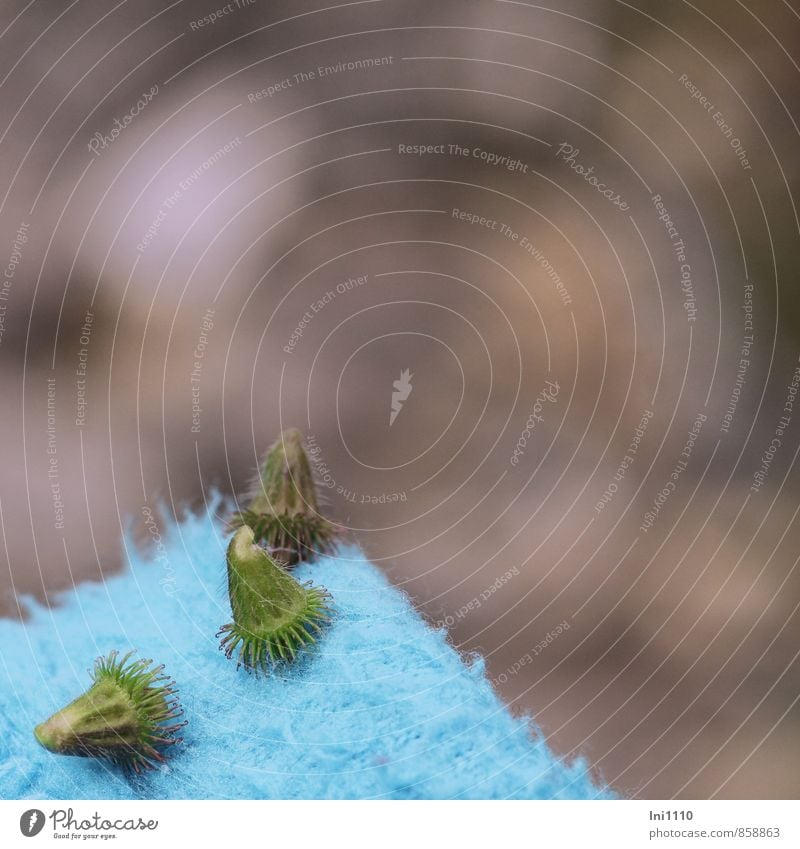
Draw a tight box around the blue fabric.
[0,501,612,799]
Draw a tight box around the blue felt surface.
[0,501,613,799]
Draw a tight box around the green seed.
[230,428,338,566]
[34,651,185,772]
[217,526,331,674]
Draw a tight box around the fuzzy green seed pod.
[230,427,338,566]
[218,525,332,674]
[33,651,185,772]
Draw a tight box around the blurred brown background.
[1,0,799,798]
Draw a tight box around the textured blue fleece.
[0,502,611,799]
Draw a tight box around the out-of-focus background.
[1,0,798,799]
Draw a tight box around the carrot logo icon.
[389,369,413,426]
[19,809,45,837]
